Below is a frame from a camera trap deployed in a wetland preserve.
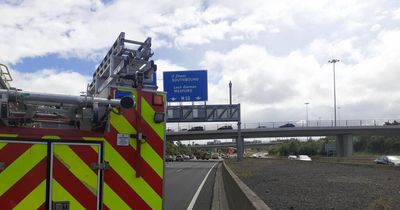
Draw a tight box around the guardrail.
[167,119,400,132]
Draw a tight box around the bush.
[269,136,400,157]
[269,138,334,156]
[355,136,400,154]
[166,141,192,155]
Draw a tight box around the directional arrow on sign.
[195,96,201,100]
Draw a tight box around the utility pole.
[305,102,309,127]
[328,59,340,126]
[229,81,232,105]
[229,81,232,118]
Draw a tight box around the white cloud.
[202,44,329,121]
[370,24,381,32]
[0,0,201,63]
[393,7,400,19]
[309,38,364,63]
[175,21,231,46]
[155,59,187,91]
[202,28,400,122]
[3,58,186,97]
[1,0,397,64]
[1,0,400,124]
[9,68,90,95]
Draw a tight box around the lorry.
[0,32,166,210]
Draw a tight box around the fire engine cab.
[0,32,166,210]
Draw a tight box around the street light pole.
[229,81,232,118]
[328,59,340,126]
[229,81,232,106]
[305,102,309,127]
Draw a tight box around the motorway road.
[164,161,218,210]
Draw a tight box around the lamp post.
[229,81,232,117]
[328,59,340,126]
[338,106,341,126]
[229,81,232,105]
[305,102,309,127]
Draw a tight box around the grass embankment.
[311,154,377,165]
[225,158,400,210]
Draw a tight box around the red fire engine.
[0,32,166,210]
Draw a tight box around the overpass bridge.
[167,126,400,140]
[166,119,400,157]
[189,142,280,150]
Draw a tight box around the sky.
[1,0,400,124]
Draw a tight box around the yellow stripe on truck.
[13,180,46,210]
[42,135,61,140]
[82,137,133,210]
[83,137,162,210]
[0,133,18,138]
[0,144,46,196]
[53,144,98,195]
[0,142,6,150]
[52,179,85,210]
[103,183,131,210]
[91,145,99,153]
[141,96,165,140]
[110,110,163,178]
[141,143,163,177]
[104,141,162,210]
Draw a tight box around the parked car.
[279,123,295,128]
[188,126,204,131]
[297,155,312,161]
[374,155,400,165]
[288,155,312,161]
[165,155,174,162]
[217,125,233,130]
[257,125,267,129]
[175,155,184,161]
[183,155,190,160]
[384,121,400,126]
[211,153,220,159]
[252,152,269,158]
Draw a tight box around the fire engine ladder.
[88,32,156,96]
[87,33,157,178]
[0,64,12,90]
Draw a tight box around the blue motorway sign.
[163,70,208,102]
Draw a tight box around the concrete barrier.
[211,163,229,210]
[221,161,271,210]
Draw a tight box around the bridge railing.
[167,119,400,132]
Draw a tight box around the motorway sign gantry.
[166,104,240,122]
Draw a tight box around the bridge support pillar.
[236,104,243,161]
[336,134,353,157]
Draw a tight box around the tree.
[166,142,179,155]
[166,141,192,155]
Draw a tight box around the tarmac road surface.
[164,161,218,210]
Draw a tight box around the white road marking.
[187,162,217,210]
[176,169,183,172]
